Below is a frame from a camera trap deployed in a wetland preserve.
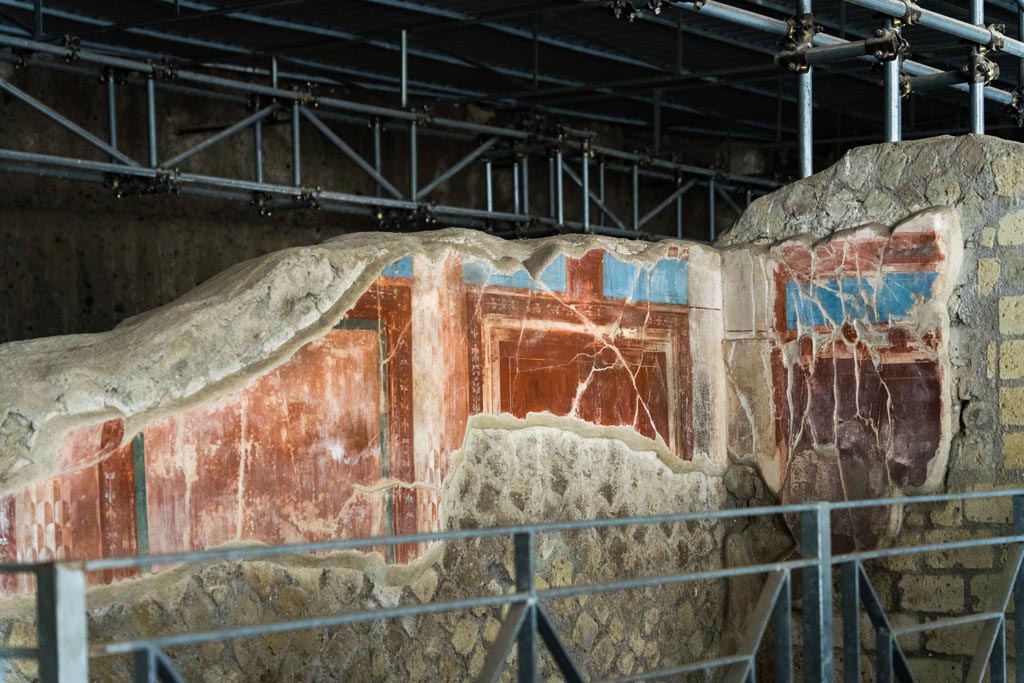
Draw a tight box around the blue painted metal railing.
[1,489,1023,683]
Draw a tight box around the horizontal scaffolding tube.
[842,0,1024,58]
[0,32,778,192]
[682,1,1016,106]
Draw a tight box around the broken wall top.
[720,135,1024,247]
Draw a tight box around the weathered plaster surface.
[0,415,729,682]
[722,208,962,548]
[721,134,1024,681]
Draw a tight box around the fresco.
[0,212,958,588]
[722,210,958,550]
[0,245,713,590]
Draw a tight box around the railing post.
[772,572,794,683]
[801,505,833,683]
[1014,493,1024,683]
[991,618,1007,683]
[876,626,894,683]
[514,531,536,683]
[36,563,88,683]
[841,561,860,683]
[134,648,156,683]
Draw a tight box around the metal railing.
[1,489,1024,682]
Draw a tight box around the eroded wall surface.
[723,209,960,549]
[0,417,729,683]
[0,237,728,592]
[0,134,997,681]
[723,134,1024,682]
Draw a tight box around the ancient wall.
[722,135,1024,682]
[0,232,730,594]
[0,136,993,680]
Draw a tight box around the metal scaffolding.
[0,0,1022,234]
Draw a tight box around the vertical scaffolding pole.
[512,160,520,215]
[581,154,590,230]
[400,29,408,109]
[146,76,157,167]
[675,178,683,240]
[521,156,529,214]
[291,102,301,187]
[254,118,263,183]
[548,155,556,219]
[631,164,639,231]
[36,564,89,683]
[797,0,813,178]
[106,75,117,163]
[708,178,716,242]
[598,158,605,227]
[653,90,662,155]
[373,118,382,198]
[1019,2,1024,87]
[409,121,418,198]
[33,0,42,39]
[485,158,493,213]
[555,148,564,226]
[883,18,902,142]
[970,0,985,134]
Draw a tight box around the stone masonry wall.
[722,134,1024,682]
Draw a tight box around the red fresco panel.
[144,398,243,554]
[240,329,385,545]
[497,332,671,443]
[0,496,15,594]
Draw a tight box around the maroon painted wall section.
[0,246,705,591]
[771,228,950,550]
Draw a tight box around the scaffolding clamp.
[868,27,910,63]
[414,106,434,126]
[1009,87,1024,127]
[250,191,273,216]
[607,0,697,22]
[106,171,179,198]
[777,14,816,73]
[983,23,1006,53]
[966,52,1000,85]
[61,35,80,63]
[295,83,319,107]
[892,1,922,28]
[150,59,178,81]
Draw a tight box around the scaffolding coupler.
[1009,87,1024,127]
[61,35,80,63]
[900,24,1003,96]
[777,26,908,73]
[106,171,178,198]
[892,1,922,29]
[607,0,702,22]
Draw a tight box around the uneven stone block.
[1004,432,1024,470]
[1001,340,1024,379]
[979,258,1001,295]
[1001,296,1024,335]
[1002,387,1024,426]
[964,495,1012,524]
[1000,210,1024,246]
[897,575,965,613]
